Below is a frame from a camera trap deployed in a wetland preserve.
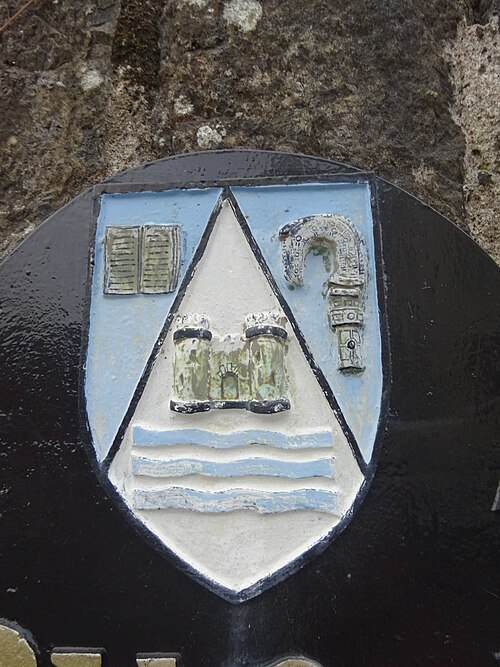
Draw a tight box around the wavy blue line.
[132,427,332,449]
[133,488,339,514]
[131,455,334,479]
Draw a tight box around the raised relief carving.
[136,655,179,666]
[98,193,370,598]
[51,650,104,666]
[279,214,365,372]
[103,225,140,295]
[140,225,181,294]
[171,311,290,414]
[104,224,181,295]
[0,622,37,667]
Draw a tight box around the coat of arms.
[83,175,386,601]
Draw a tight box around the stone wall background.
[0,0,498,263]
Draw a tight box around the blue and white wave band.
[132,427,333,449]
[130,427,338,513]
[131,454,335,479]
[133,487,339,514]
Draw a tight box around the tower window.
[221,372,239,400]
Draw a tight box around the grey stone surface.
[448,14,500,264]
[0,0,498,262]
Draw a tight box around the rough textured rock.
[447,15,500,263]
[0,0,498,262]
[0,0,122,253]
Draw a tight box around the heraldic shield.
[83,175,387,602]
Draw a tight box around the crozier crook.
[279,214,366,372]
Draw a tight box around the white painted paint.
[223,0,263,32]
[108,199,364,595]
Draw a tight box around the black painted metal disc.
[0,151,498,667]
